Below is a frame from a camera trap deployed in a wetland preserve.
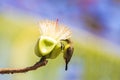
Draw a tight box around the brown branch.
[0,58,48,74]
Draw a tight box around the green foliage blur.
[0,11,120,80]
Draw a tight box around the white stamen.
[39,20,71,41]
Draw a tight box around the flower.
[35,19,72,58]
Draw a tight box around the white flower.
[39,20,71,41]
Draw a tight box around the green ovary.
[39,36,57,56]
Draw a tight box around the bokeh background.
[0,0,120,80]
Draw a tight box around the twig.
[0,59,48,74]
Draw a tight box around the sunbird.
[34,20,74,71]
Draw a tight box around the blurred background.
[0,0,120,80]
